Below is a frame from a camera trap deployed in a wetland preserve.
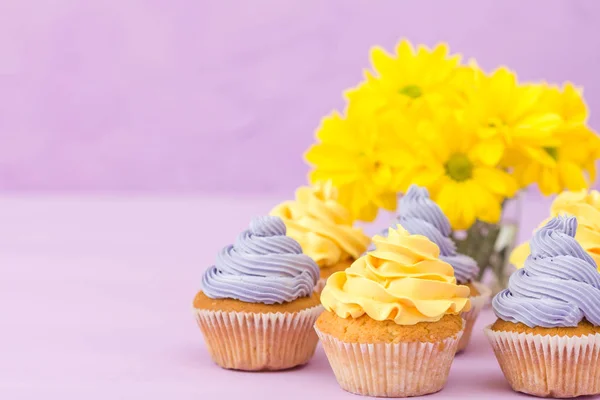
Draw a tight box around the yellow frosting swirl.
[511,189,600,271]
[270,182,370,267]
[320,225,471,325]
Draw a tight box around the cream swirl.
[270,182,370,267]
[377,185,478,283]
[202,216,320,304]
[494,216,600,327]
[321,224,471,325]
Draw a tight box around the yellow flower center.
[398,85,422,99]
[487,117,504,128]
[445,153,473,182]
[357,153,390,186]
[544,147,559,160]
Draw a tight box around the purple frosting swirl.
[493,216,600,328]
[375,185,478,283]
[202,216,320,304]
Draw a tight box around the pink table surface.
[0,193,565,399]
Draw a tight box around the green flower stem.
[453,221,502,281]
[475,223,501,281]
[452,198,519,292]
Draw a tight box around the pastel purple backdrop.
[1,0,599,194]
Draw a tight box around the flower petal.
[411,165,446,188]
[465,181,502,225]
[558,161,588,191]
[469,137,504,166]
[370,46,397,78]
[561,82,588,124]
[472,167,518,198]
[509,84,545,121]
[434,180,470,229]
[309,169,362,187]
[337,182,380,222]
[538,166,561,196]
[395,39,415,60]
[373,190,398,212]
[487,67,517,112]
[455,182,477,230]
[509,242,530,269]
[515,113,562,136]
[304,143,358,168]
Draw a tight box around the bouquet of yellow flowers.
[304,39,600,288]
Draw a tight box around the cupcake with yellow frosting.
[510,189,600,270]
[315,225,471,397]
[378,185,491,352]
[270,181,370,292]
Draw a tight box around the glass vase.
[452,196,521,296]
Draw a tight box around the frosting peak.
[270,182,370,267]
[493,216,600,328]
[401,185,451,238]
[320,225,471,325]
[381,184,478,284]
[202,216,320,304]
[249,215,287,236]
[510,189,600,271]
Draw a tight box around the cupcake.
[316,225,471,397]
[270,181,370,292]
[193,216,323,371]
[377,184,491,352]
[511,189,600,270]
[486,216,600,398]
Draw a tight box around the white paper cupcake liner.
[485,325,600,398]
[457,281,491,353]
[315,324,464,397]
[194,305,323,371]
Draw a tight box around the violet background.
[1,0,600,194]
[2,3,600,398]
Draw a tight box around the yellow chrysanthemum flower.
[509,130,599,195]
[302,39,600,227]
[509,83,600,195]
[463,67,561,166]
[408,115,518,230]
[344,39,462,117]
[449,59,483,107]
[539,82,587,128]
[304,108,419,222]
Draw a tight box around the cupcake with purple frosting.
[193,216,322,371]
[380,185,491,352]
[486,216,600,398]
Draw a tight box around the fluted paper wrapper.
[485,326,600,398]
[195,305,323,371]
[315,325,463,397]
[457,282,491,353]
